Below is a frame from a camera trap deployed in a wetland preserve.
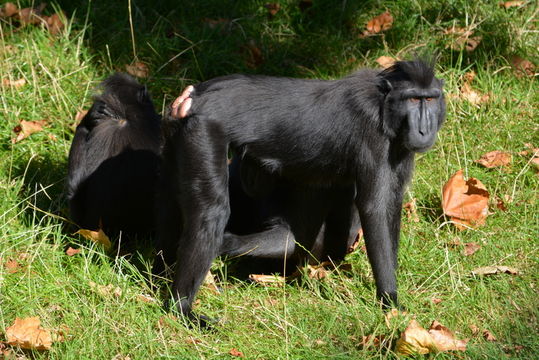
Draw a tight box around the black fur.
[67,73,161,238]
[158,59,446,321]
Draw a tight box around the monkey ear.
[377,79,392,94]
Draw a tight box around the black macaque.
[161,59,446,324]
[67,73,161,239]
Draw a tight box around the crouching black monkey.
[67,73,161,239]
[162,59,446,322]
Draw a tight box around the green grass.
[0,0,538,358]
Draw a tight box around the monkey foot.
[171,85,193,118]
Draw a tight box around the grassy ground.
[0,0,538,358]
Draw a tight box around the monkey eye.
[409,97,421,103]
[425,97,434,102]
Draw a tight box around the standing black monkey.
[67,73,161,239]
[161,59,446,322]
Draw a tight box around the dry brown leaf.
[384,308,409,327]
[12,120,47,143]
[244,40,263,69]
[264,3,280,17]
[0,2,18,17]
[137,294,157,304]
[443,26,482,52]
[347,228,363,253]
[442,170,489,230]
[471,265,519,276]
[306,264,328,280]
[428,321,468,352]
[202,17,231,29]
[532,157,539,170]
[17,3,46,26]
[6,317,53,351]
[499,1,525,9]
[229,348,244,357]
[483,329,497,341]
[375,56,397,69]
[75,228,112,250]
[475,151,512,168]
[89,281,122,297]
[404,198,420,223]
[45,13,65,35]
[469,324,480,336]
[395,319,437,355]
[359,334,386,349]
[4,259,20,273]
[365,11,393,35]
[2,77,26,88]
[461,82,490,105]
[432,297,443,305]
[248,273,286,286]
[510,55,536,77]
[463,242,481,256]
[202,271,220,293]
[125,62,149,78]
[495,196,508,211]
[65,247,80,256]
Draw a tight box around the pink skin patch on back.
[171,85,194,118]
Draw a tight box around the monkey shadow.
[9,150,156,275]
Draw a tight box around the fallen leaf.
[65,247,80,256]
[202,271,220,293]
[475,151,512,168]
[185,337,202,345]
[306,264,328,280]
[89,281,122,297]
[395,319,437,355]
[17,3,46,26]
[375,56,397,69]
[264,3,280,17]
[495,196,508,211]
[244,40,263,69]
[469,324,480,336]
[359,334,386,349]
[510,55,536,77]
[45,13,65,35]
[404,198,420,223]
[463,242,481,256]
[499,1,525,9]
[471,265,519,276]
[202,17,231,29]
[483,329,496,341]
[364,11,393,35]
[428,321,468,352]
[75,228,112,250]
[137,294,157,304]
[442,170,489,230]
[2,77,26,88]
[6,317,53,351]
[432,297,443,305]
[4,259,20,273]
[12,119,47,143]
[443,25,482,52]
[347,228,363,253]
[229,348,244,357]
[461,82,490,105]
[0,2,18,17]
[112,355,131,360]
[248,274,285,286]
[384,308,409,327]
[125,62,149,78]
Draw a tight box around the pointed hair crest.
[379,58,436,88]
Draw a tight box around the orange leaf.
[499,1,525,9]
[510,55,536,77]
[12,119,47,143]
[264,3,281,17]
[45,13,65,35]
[125,62,149,78]
[75,228,112,250]
[6,317,53,351]
[365,11,393,35]
[65,247,81,256]
[404,198,420,223]
[4,259,20,273]
[442,170,489,229]
[0,2,18,17]
[483,329,497,341]
[428,321,468,352]
[2,77,26,88]
[375,56,397,69]
[17,3,46,26]
[475,151,512,168]
[229,348,244,357]
[463,242,481,256]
